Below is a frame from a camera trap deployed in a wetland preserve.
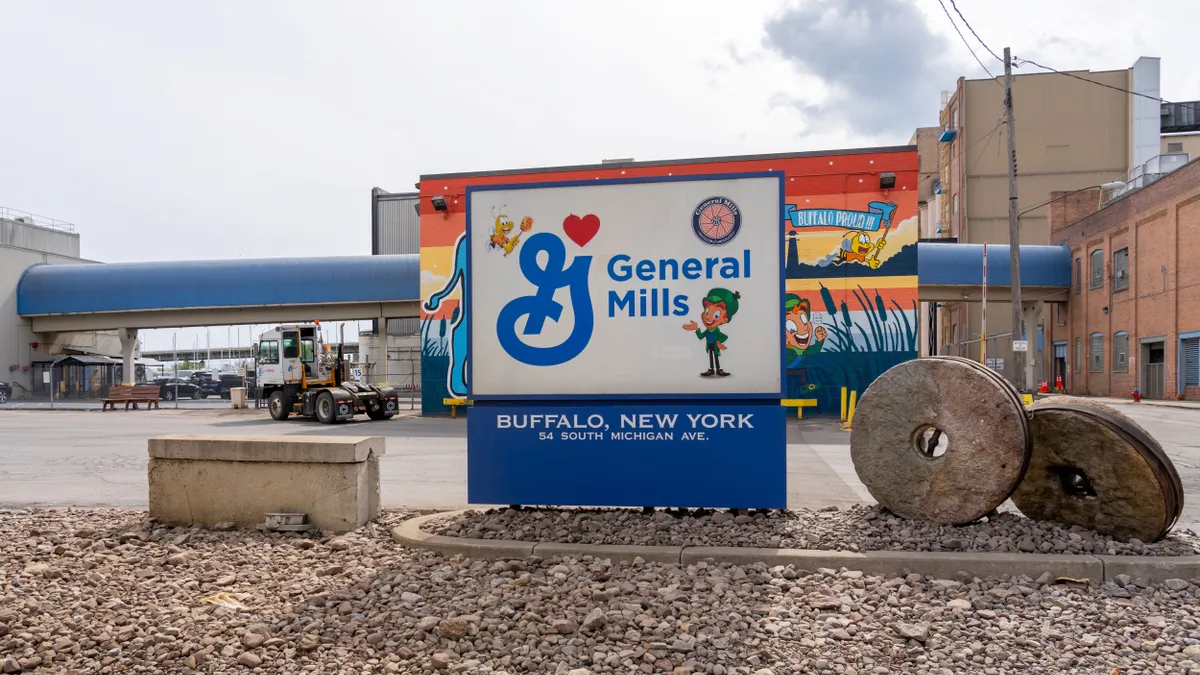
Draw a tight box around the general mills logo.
[497,230,594,366]
[692,196,741,245]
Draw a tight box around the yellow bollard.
[840,387,848,422]
[841,391,857,430]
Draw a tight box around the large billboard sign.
[464,173,787,508]
[467,173,784,398]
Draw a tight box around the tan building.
[1162,133,1200,157]
[910,126,943,356]
[935,57,1163,385]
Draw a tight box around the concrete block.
[533,542,683,564]
[148,434,384,533]
[1098,555,1200,584]
[148,434,383,463]
[680,547,1104,581]
[392,513,534,560]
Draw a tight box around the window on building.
[952,107,959,129]
[1113,332,1129,372]
[1184,337,1200,388]
[259,340,279,365]
[1113,248,1129,291]
[1090,250,1104,290]
[1074,257,1081,295]
[1074,337,1082,373]
[1168,142,1184,153]
[1090,333,1104,372]
[952,193,959,216]
[1055,303,1067,326]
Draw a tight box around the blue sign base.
[467,401,786,509]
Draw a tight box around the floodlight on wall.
[413,202,420,216]
[879,172,896,190]
[431,196,448,212]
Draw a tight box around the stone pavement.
[0,409,867,513]
[2,400,1198,530]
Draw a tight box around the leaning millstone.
[850,358,1031,524]
[1013,398,1183,542]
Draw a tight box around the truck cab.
[254,323,399,424]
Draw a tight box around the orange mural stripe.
[421,299,459,321]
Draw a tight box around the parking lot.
[2,399,1200,531]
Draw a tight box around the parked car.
[0,380,11,404]
[194,373,245,399]
[153,377,204,401]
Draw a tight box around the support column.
[1023,302,1041,390]
[119,328,138,385]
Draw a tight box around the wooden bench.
[781,398,819,420]
[102,385,162,411]
[444,398,472,418]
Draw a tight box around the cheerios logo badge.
[692,196,741,246]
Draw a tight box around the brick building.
[1047,157,1200,400]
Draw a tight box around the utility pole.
[1004,46,1026,391]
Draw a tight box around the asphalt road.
[1,402,1198,532]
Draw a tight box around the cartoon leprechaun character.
[784,293,826,390]
[785,293,826,369]
[683,288,740,377]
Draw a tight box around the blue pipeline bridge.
[14,244,1069,392]
[917,243,1072,303]
[15,245,1070,331]
[17,255,421,333]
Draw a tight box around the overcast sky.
[3,0,1197,352]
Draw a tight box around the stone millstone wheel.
[850,358,1032,524]
[1012,397,1184,542]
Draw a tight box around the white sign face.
[1012,340,1029,352]
[468,174,783,398]
[350,367,364,381]
[43,372,51,384]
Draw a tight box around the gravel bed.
[6,509,1200,674]
[428,505,1200,557]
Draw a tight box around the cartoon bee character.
[834,231,886,269]
[488,205,534,256]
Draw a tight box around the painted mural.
[418,153,919,416]
[782,193,919,413]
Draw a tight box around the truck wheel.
[315,391,336,424]
[366,404,389,421]
[192,389,204,400]
[268,391,290,420]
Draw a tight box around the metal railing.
[0,207,76,233]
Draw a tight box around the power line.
[967,115,1005,174]
[935,0,1000,83]
[948,0,1003,63]
[1013,57,1200,115]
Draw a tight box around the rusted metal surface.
[1012,398,1183,542]
[850,358,1032,524]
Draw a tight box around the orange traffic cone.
[1055,375,1063,392]
[1039,380,1049,394]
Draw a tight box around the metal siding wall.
[387,317,419,335]
[375,195,420,255]
[374,193,420,335]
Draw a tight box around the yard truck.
[253,323,399,423]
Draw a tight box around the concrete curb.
[391,511,1200,583]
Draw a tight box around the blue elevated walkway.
[15,244,1069,329]
[18,255,420,316]
[917,243,1071,302]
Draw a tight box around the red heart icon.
[562,213,600,247]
